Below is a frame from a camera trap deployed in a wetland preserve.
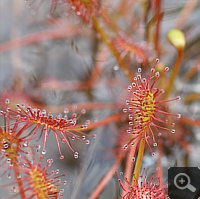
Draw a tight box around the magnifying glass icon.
[174,173,196,192]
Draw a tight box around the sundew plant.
[0,0,200,198]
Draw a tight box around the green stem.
[154,0,161,57]
[165,49,184,96]
[92,17,134,81]
[131,136,145,185]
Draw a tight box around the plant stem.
[122,136,139,196]
[124,141,138,182]
[184,93,200,103]
[89,152,124,199]
[131,136,145,186]
[154,0,161,58]
[156,143,163,188]
[165,49,184,96]
[73,113,123,132]
[180,116,200,127]
[92,17,134,81]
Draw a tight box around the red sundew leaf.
[26,0,101,23]
[68,0,100,23]
[112,37,148,64]
[25,0,66,14]
[116,169,168,199]
[2,102,94,159]
[0,148,67,198]
[0,25,80,54]
[123,61,181,154]
[0,108,33,177]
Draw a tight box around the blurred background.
[0,0,200,198]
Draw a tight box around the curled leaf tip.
[167,29,186,50]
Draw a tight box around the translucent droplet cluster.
[5,150,66,198]
[2,103,93,159]
[116,170,168,199]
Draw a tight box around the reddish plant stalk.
[92,17,134,81]
[165,49,184,96]
[132,135,145,186]
[156,143,164,188]
[122,136,139,196]
[89,152,124,199]
[0,26,79,54]
[154,0,161,57]
[86,113,124,131]
[180,116,200,127]
[123,142,137,182]
[13,164,25,199]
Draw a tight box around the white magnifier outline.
[174,173,196,193]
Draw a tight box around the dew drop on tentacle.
[127,130,131,134]
[132,82,136,87]
[60,155,64,160]
[7,173,11,179]
[71,136,76,141]
[3,141,10,149]
[42,149,46,155]
[55,169,60,174]
[10,186,17,193]
[176,96,181,100]
[123,144,128,150]
[5,99,10,105]
[123,109,127,113]
[171,129,176,133]
[128,85,132,91]
[7,158,11,164]
[50,170,55,175]
[155,72,160,77]
[160,89,165,94]
[60,189,64,194]
[17,174,21,179]
[138,68,142,73]
[85,140,90,144]
[86,120,90,125]
[63,181,67,185]
[113,65,119,71]
[23,142,28,147]
[153,142,157,147]
[81,109,86,114]
[74,152,79,159]
[151,68,155,73]
[165,67,169,71]
[77,11,81,15]
[82,135,86,140]
[47,158,53,163]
